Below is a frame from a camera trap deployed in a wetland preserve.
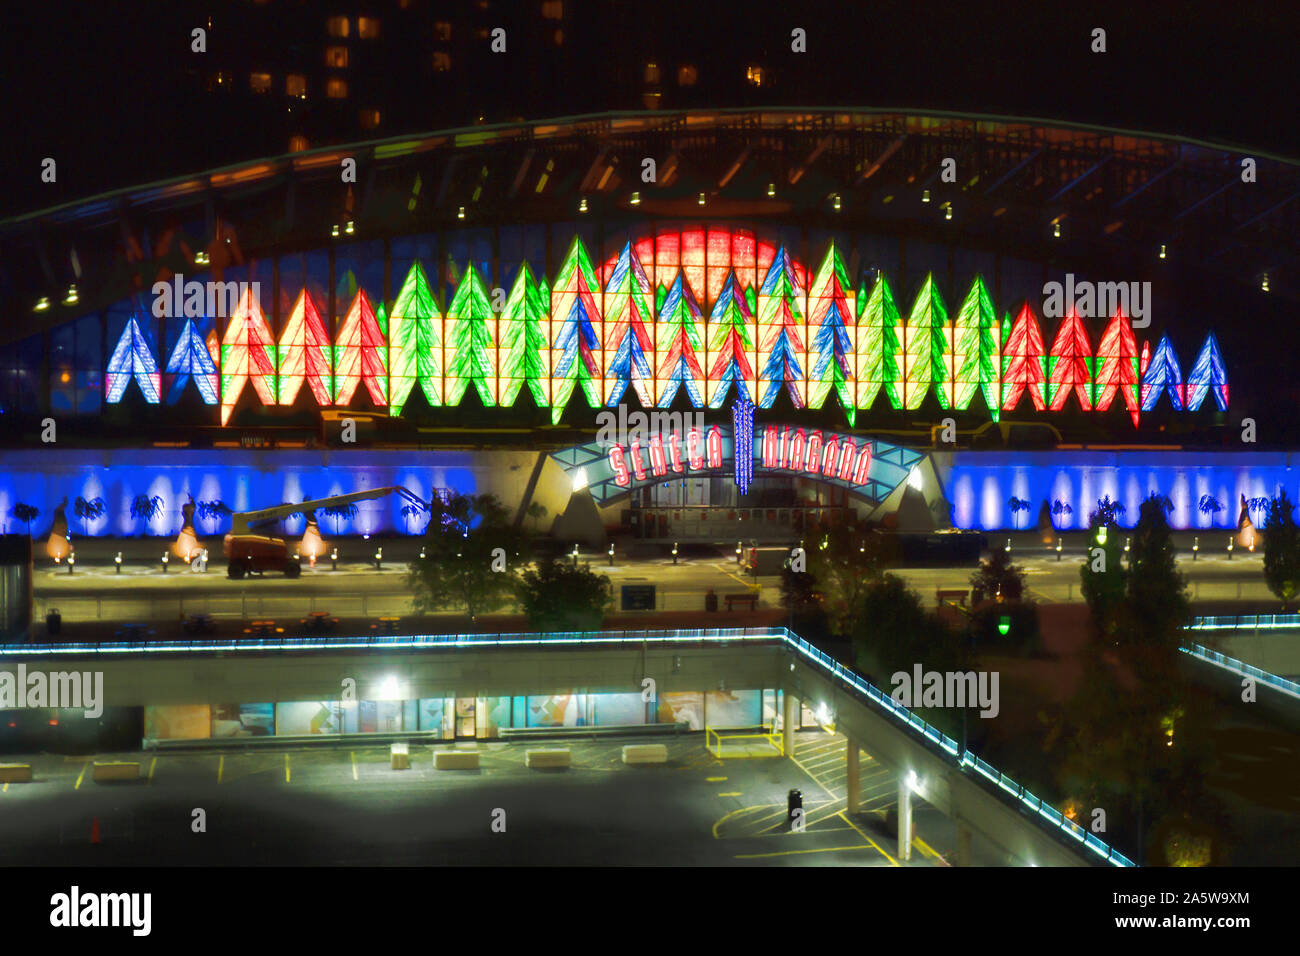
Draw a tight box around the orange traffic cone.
[90,817,100,844]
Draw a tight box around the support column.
[845,738,860,814]
[956,824,972,867]
[897,777,913,862]
[782,693,797,757]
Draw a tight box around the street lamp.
[161,552,169,574]
[571,544,580,568]
[331,547,338,571]
[736,541,743,564]
[1055,538,1062,561]
[672,542,678,565]
[374,547,383,571]
[67,552,75,575]
[114,551,122,574]
[1227,536,1234,561]
[608,543,615,567]
[1192,536,1199,561]
[1005,537,1012,554]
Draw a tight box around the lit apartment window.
[357,17,380,38]
[644,61,660,84]
[249,72,273,93]
[542,0,563,18]
[432,51,451,72]
[434,21,451,41]
[326,16,350,37]
[553,28,563,46]
[677,64,697,86]
[360,108,381,129]
[288,134,310,153]
[206,71,232,91]
[286,74,307,98]
[746,64,765,87]
[325,46,349,68]
[326,77,348,99]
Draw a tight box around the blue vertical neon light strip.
[732,398,755,495]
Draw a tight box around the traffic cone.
[90,817,100,845]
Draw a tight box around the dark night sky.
[2,0,1298,218]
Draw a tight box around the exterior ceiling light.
[1053,221,1062,238]
[767,182,776,197]
[698,192,706,206]
[832,194,841,211]
[344,221,354,235]
[194,251,210,265]
[457,206,466,220]
[34,297,50,312]
[578,197,588,213]
[944,203,953,220]
[63,284,78,305]
[629,191,640,205]
[921,189,930,203]
[331,224,340,237]
[1262,273,1270,293]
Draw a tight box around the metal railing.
[1180,641,1300,701]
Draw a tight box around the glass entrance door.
[455,698,476,738]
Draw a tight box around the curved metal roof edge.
[5,105,1298,229]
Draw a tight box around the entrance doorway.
[455,698,476,738]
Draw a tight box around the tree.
[525,501,549,534]
[130,494,164,531]
[1080,504,1127,643]
[9,503,39,537]
[798,517,897,636]
[407,493,527,622]
[1263,489,1300,608]
[517,558,612,632]
[971,548,1025,602]
[323,501,359,535]
[197,499,232,527]
[73,496,106,535]
[1007,496,1032,529]
[1124,493,1191,660]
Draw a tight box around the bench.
[525,748,571,769]
[621,744,668,765]
[935,588,969,608]
[0,764,32,783]
[390,742,410,770]
[724,592,759,611]
[434,750,480,770]
[93,761,140,782]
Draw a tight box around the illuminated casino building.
[1,110,1295,541]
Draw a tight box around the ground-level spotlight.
[1227,536,1234,560]
[1192,536,1199,561]
[67,553,75,575]
[331,547,338,571]
[374,547,383,571]
[608,543,615,567]
[1056,538,1062,561]
[161,553,169,573]
[114,551,122,574]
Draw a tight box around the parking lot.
[0,733,982,866]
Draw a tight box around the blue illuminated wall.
[943,450,1298,531]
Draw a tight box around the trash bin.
[787,788,803,828]
[705,589,718,612]
[46,609,61,636]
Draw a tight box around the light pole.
[1227,536,1234,561]
[67,552,75,575]
[114,551,122,574]
[1055,538,1062,561]
[1192,536,1199,561]
[374,546,383,571]
[572,544,579,568]
[672,542,678,565]
[330,547,338,571]
[161,552,169,574]
[608,543,615,567]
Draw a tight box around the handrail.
[1180,641,1300,701]
[0,623,1134,866]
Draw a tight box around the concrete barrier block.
[434,750,480,770]
[93,762,139,782]
[621,744,668,765]
[526,748,571,769]
[0,764,32,783]
[390,742,410,770]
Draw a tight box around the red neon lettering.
[707,425,724,468]
[787,429,805,473]
[687,427,704,469]
[821,438,839,477]
[648,433,668,477]
[853,444,873,484]
[609,446,630,487]
[668,430,684,473]
[630,440,648,481]
[763,426,779,468]
[805,431,823,474]
[838,441,857,482]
